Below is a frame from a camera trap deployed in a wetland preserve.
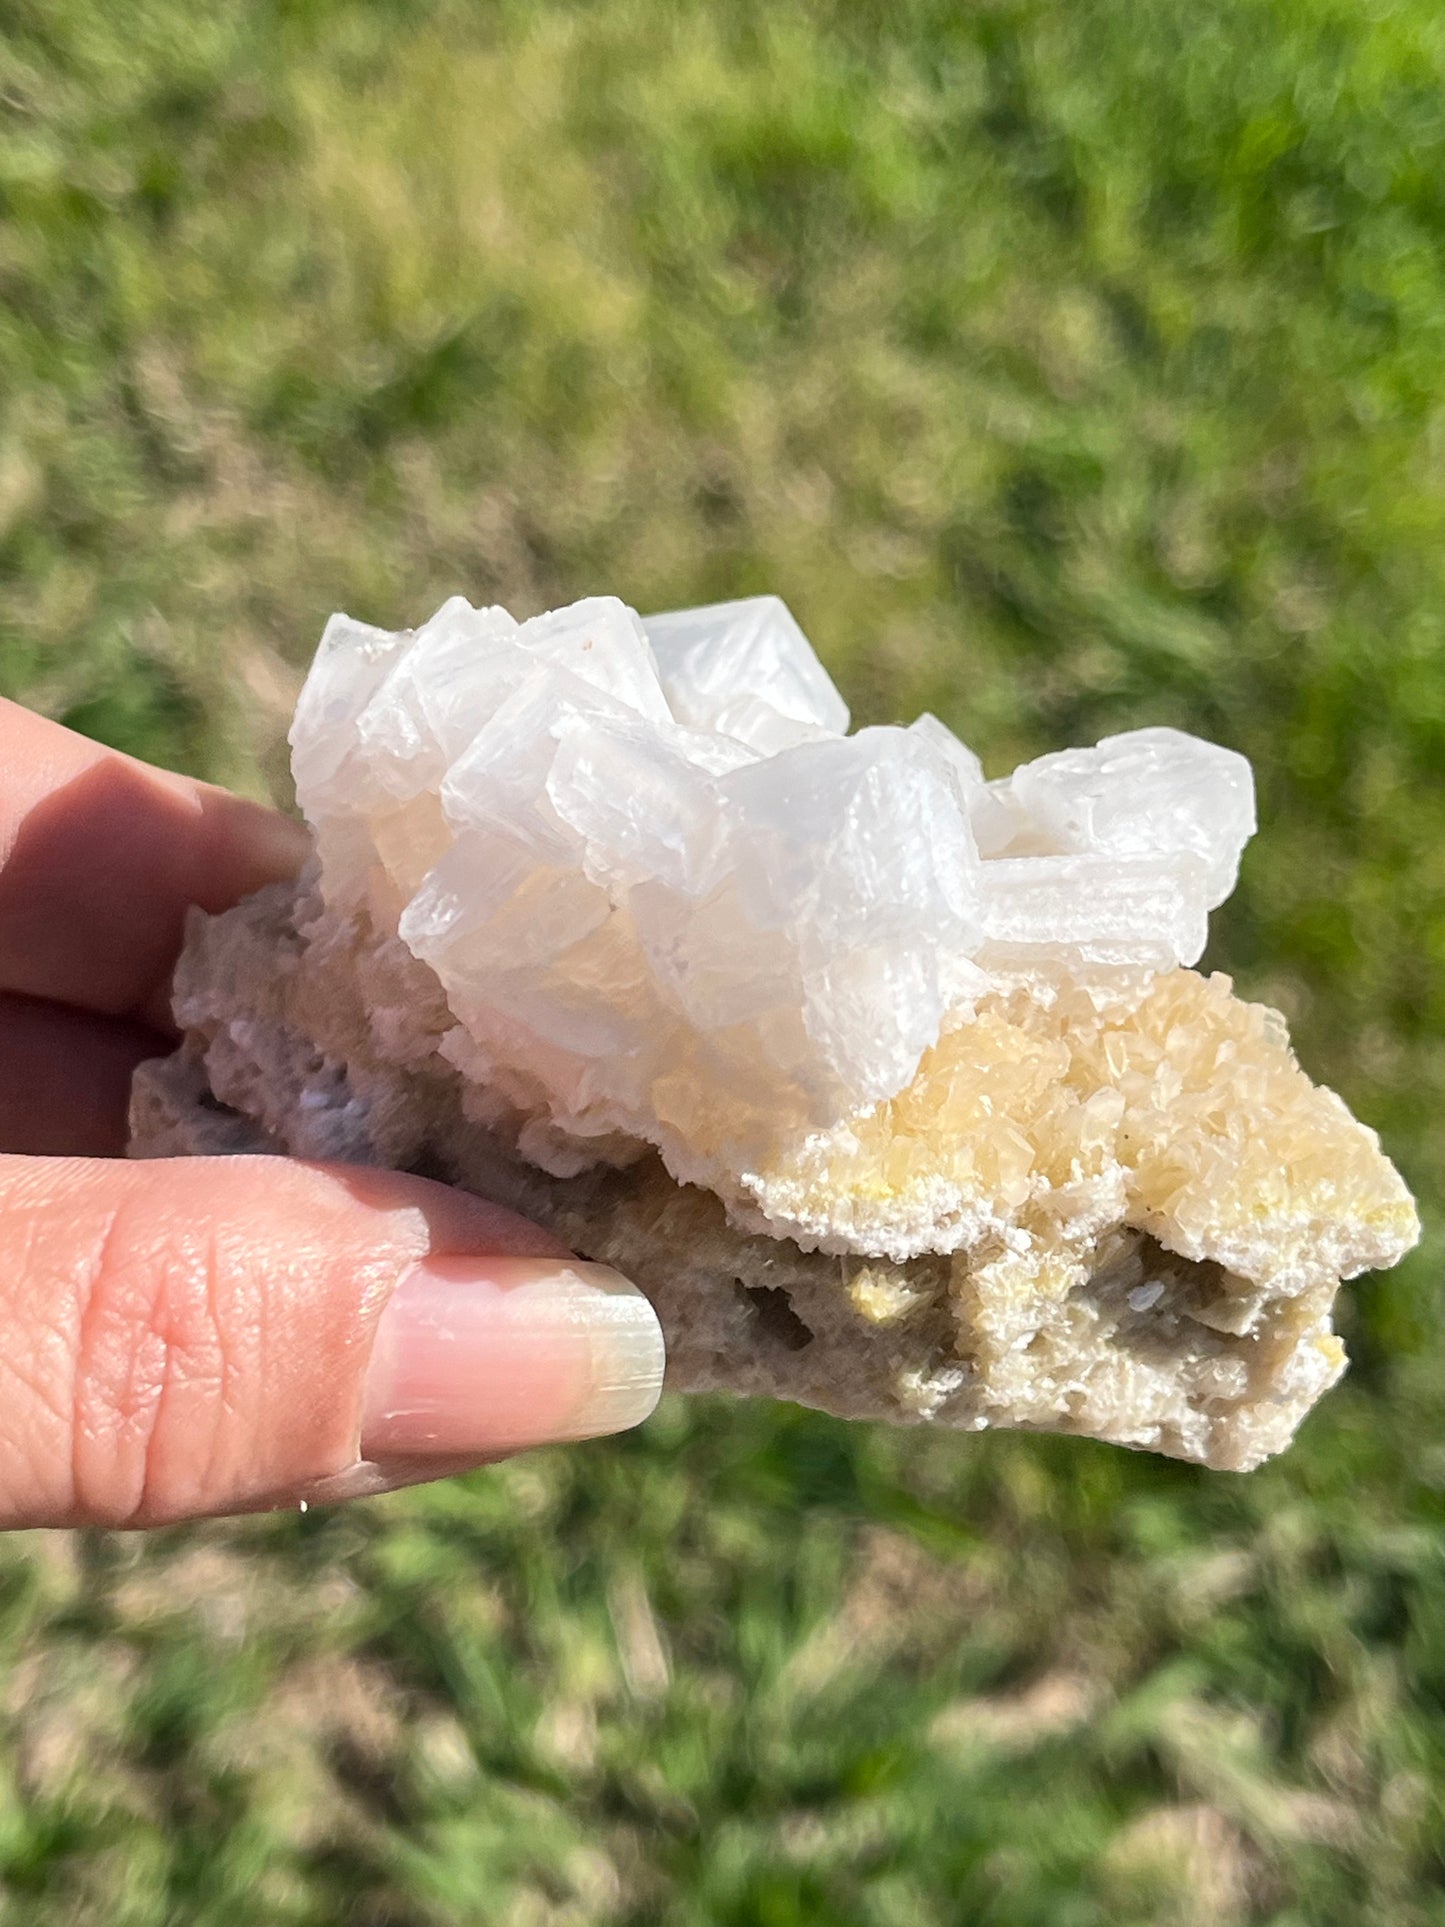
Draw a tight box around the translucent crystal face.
[290,593,1256,1196]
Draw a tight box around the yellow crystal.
[747,969,1418,1293]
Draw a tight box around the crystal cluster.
[290,593,1257,1236]
[132,589,1419,1468]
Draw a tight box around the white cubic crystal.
[716,728,981,950]
[979,853,1211,970]
[908,711,987,795]
[644,596,850,744]
[290,612,416,816]
[985,726,1255,903]
[402,823,610,972]
[545,715,739,898]
[517,597,673,725]
[439,671,631,851]
[358,597,524,787]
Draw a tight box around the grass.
[1,0,1444,1919]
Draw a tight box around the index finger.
[0,699,310,1028]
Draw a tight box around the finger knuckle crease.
[73,1202,228,1525]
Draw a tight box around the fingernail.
[360,1256,665,1460]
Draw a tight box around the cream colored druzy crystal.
[749,967,1416,1283]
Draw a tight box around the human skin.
[0,700,663,1529]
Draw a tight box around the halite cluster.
[138,588,1418,1466]
[290,593,1257,1218]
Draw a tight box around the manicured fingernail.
[360,1256,665,1459]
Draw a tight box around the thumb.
[0,1153,665,1529]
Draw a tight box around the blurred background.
[2,1,1443,1920]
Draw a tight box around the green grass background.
[2,0,1444,1919]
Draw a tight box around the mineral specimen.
[131,592,1420,1468]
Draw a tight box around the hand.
[0,699,664,1529]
